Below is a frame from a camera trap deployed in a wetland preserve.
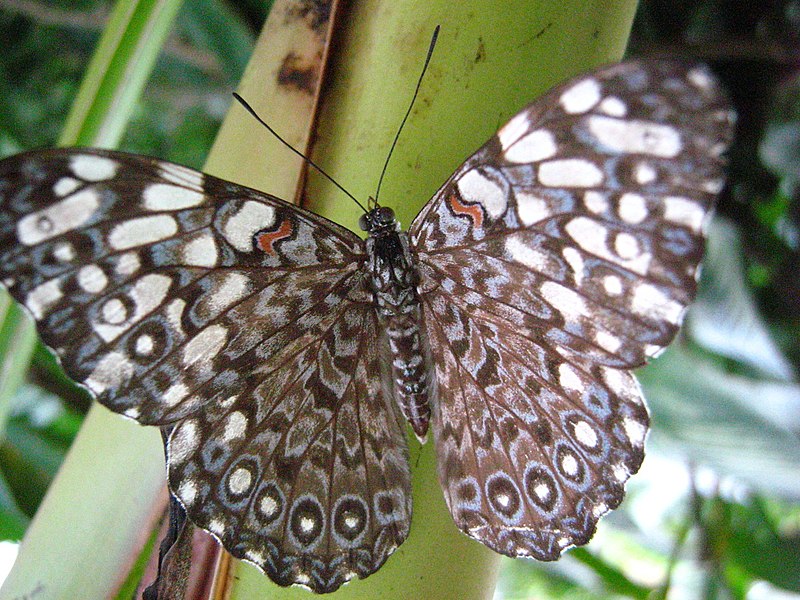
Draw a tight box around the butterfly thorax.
[361,206,435,441]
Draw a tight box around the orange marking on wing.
[256,219,293,254]
[448,193,484,227]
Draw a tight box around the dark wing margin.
[0,148,412,591]
[410,61,734,556]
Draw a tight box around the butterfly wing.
[410,60,735,558]
[0,148,411,591]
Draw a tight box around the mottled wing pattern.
[410,60,735,559]
[0,148,411,592]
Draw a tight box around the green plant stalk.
[0,302,37,437]
[60,0,186,148]
[221,0,638,598]
[0,0,184,598]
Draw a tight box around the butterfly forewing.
[410,60,734,558]
[0,148,411,592]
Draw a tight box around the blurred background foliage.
[0,0,798,599]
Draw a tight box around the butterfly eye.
[376,206,395,225]
[358,213,371,231]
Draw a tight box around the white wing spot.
[70,154,118,181]
[496,493,510,508]
[300,516,316,532]
[504,129,558,163]
[506,236,550,271]
[163,382,189,406]
[614,232,641,260]
[85,352,134,394]
[497,111,531,149]
[25,279,63,320]
[77,265,107,294]
[558,363,584,391]
[109,215,178,250]
[601,367,629,396]
[17,189,99,245]
[516,192,551,226]
[534,483,551,500]
[165,299,186,335]
[539,159,603,187]
[208,519,225,536]
[222,201,276,252]
[53,177,80,197]
[592,502,608,518]
[634,162,657,184]
[565,217,652,275]
[541,281,587,319]
[561,454,579,476]
[169,419,199,463]
[115,252,141,275]
[52,242,76,262]
[687,67,713,90]
[560,77,601,114]
[101,298,126,324]
[135,334,154,355]
[583,191,608,214]
[603,275,623,296]
[598,96,627,117]
[587,115,682,157]
[143,183,205,211]
[457,169,507,218]
[208,272,250,314]
[183,324,228,368]
[595,329,622,353]
[573,420,598,448]
[702,179,724,194]
[228,467,253,495]
[618,193,648,224]
[182,232,218,267]
[222,411,248,442]
[645,343,663,358]
[562,247,584,285]
[260,495,279,518]
[613,463,629,482]
[664,196,705,232]
[623,417,647,446]
[631,283,683,324]
[178,479,198,505]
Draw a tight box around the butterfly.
[0,59,734,592]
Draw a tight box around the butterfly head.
[359,205,398,236]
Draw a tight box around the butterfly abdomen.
[365,224,435,441]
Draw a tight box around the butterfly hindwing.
[167,302,411,592]
[410,60,734,557]
[0,148,411,591]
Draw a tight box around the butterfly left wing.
[409,60,735,559]
[0,148,412,592]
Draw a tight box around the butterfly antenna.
[374,25,440,205]
[232,93,369,213]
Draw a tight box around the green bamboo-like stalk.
[220,1,639,598]
[0,1,184,598]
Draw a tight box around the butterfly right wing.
[409,61,734,560]
[0,148,411,592]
